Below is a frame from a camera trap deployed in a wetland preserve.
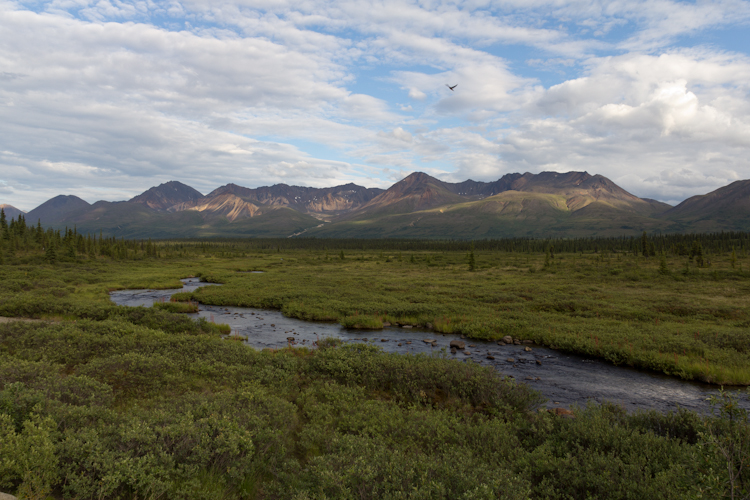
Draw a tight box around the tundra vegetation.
[0,212,749,499]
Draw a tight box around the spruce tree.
[658,252,669,275]
[691,241,704,267]
[45,244,56,264]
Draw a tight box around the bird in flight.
[446,84,457,91]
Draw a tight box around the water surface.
[109,278,750,414]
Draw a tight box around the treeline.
[165,232,750,256]
[0,209,161,263]
[2,207,749,262]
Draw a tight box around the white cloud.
[407,88,426,100]
[480,51,750,201]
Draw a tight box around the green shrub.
[153,300,199,313]
[339,314,383,329]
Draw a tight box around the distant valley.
[5,172,750,239]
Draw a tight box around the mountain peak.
[129,181,204,211]
[26,195,91,224]
[0,204,26,220]
[353,172,462,215]
[398,171,442,186]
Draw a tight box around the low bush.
[153,300,199,313]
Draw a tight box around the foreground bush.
[2,316,748,499]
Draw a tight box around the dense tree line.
[165,232,750,257]
[0,209,160,263]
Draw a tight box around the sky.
[1,0,750,211]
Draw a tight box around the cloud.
[0,5,378,207]
[616,0,750,51]
[407,88,426,100]
[340,93,402,122]
[483,51,750,201]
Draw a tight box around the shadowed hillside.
[662,179,750,232]
[26,195,90,224]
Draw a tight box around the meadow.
[0,218,749,498]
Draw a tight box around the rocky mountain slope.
[200,182,384,218]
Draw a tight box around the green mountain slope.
[308,191,674,239]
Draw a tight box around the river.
[109,278,750,414]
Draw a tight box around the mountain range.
[4,172,750,239]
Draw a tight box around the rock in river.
[502,336,513,344]
[450,340,465,349]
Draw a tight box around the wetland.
[1,229,749,499]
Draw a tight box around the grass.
[339,313,384,329]
[153,299,199,313]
